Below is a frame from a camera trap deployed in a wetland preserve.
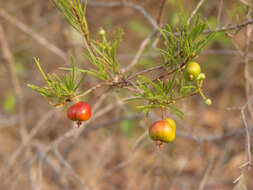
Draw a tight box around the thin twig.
[121,31,157,73]
[74,82,113,100]
[187,0,206,24]
[244,8,253,117]
[203,18,253,34]
[4,109,58,173]
[87,0,158,30]
[128,65,163,80]
[157,0,166,26]
[240,95,253,167]
[87,1,253,35]
[198,152,215,190]
[53,147,89,189]
[0,25,28,139]
[0,9,68,62]
[216,0,223,26]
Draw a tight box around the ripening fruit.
[149,118,176,150]
[197,73,206,80]
[99,28,106,36]
[183,61,201,81]
[205,98,212,106]
[67,101,92,127]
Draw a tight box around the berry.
[183,62,201,81]
[205,98,212,106]
[197,73,206,80]
[149,118,176,150]
[67,101,92,127]
[99,28,106,36]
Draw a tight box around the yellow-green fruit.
[99,28,106,36]
[197,73,206,80]
[184,62,201,81]
[149,119,176,143]
[165,118,176,131]
[205,98,212,106]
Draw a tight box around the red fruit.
[67,101,91,126]
[149,118,176,150]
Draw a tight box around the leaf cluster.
[159,14,215,70]
[130,13,215,117]
[52,0,123,83]
[27,58,85,105]
[129,75,184,118]
[28,0,215,119]
[79,29,123,82]
[52,0,88,35]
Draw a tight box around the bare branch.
[157,0,166,26]
[0,25,28,140]
[0,9,68,62]
[87,0,158,30]
[188,0,206,24]
[204,18,253,33]
[198,152,215,190]
[121,31,156,73]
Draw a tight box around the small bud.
[99,28,105,36]
[205,98,212,106]
[197,73,206,80]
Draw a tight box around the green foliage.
[126,13,214,117]
[61,29,123,82]
[79,29,123,81]
[53,0,122,82]
[168,12,180,27]
[129,70,207,117]
[159,14,215,71]
[28,0,215,118]
[51,0,88,35]
[128,75,184,118]
[27,58,85,105]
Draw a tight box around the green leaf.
[124,97,148,102]
[29,56,84,105]
[166,105,184,118]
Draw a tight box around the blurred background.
[0,0,253,189]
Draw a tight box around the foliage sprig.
[27,58,85,106]
[128,12,215,116]
[28,0,215,119]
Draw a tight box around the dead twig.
[0,9,68,62]
[0,24,28,140]
[157,0,166,26]
[87,0,158,30]
[198,151,215,190]
[188,0,206,24]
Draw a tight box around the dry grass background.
[0,0,253,190]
